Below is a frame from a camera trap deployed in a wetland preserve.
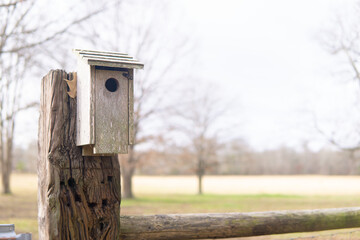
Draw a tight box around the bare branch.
[341,44,360,85]
[1,6,105,54]
[0,0,23,8]
[312,113,360,152]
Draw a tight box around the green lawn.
[122,193,360,215]
[1,174,360,239]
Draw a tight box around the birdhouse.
[73,49,144,156]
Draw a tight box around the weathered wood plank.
[87,60,144,70]
[74,49,129,57]
[76,59,93,146]
[93,68,129,154]
[38,70,121,240]
[128,69,134,145]
[120,207,360,240]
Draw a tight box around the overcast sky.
[15,0,360,151]
[177,0,360,150]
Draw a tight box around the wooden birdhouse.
[73,49,144,156]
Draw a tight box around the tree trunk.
[197,156,204,195]
[38,70,121,240]
[121,145,135,199]
[348,151,358,175]
[122,168,134,199]
[2,135,13,194]
[1,163,10,194]
[197,173,203,195]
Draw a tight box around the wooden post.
[38,70,121,239]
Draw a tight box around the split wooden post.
[38,70,121,239]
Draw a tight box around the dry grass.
[1,174,360,239]
[0,173,38,239]
[133,175,360,195]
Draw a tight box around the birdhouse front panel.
[93,68,129,154]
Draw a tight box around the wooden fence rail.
[120,207,360,240]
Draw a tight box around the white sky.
[15,0,360,151]
[178,0,360,150]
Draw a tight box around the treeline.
[137,140,359,175]
[14,139,360,175]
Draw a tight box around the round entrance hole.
[105,78,119,92]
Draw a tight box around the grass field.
[1,174,360,239]
[132,175,360,195]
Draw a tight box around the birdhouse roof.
[73,49,144,69]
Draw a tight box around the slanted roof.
[73,49,144,69]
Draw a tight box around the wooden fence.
[119,207,360,239]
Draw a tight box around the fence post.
[38,70,121,239]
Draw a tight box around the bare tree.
[171,83,228,194]
[0,0,43,193]
[79,0,195,198]
[316,1,360,167]
[0,0,103,193]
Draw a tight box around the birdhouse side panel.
[76,62,95,146]
[128,69,134,145]
[93,69,129,154]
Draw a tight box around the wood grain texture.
[87,60,144,70]
[93,69,128,154]
[76,59,93,146]
[38,70,120,240]
[73,49,144,69]
[128,69,134,145]
[120,208,360,240]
